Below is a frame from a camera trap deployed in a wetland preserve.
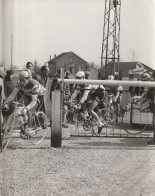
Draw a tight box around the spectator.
[50,69,61,94]
[26,62,36,79]
[85,71,90,79]
[4,70,15,98]
[36,65,50,87]
[62,71,72,128]
[35,65,50,113]
[0,67,6,131]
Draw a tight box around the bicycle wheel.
[121,108,147,135]
[29,111,48,145]
[62,110,78,139]
[1,114,15,151]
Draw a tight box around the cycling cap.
[19,71,29,79]
[76,71,85,78]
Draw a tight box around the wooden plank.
[51,90,62,147]
[0,86,2,150]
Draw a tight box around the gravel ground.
[1,128,155,196]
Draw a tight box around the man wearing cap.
[3,70,47,138]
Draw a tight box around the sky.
[0,0,155,69]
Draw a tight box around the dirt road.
[1,134,155,196]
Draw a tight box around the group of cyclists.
[63,71,123,134]
[1,62,124,138]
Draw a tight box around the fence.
[51,77,155,147]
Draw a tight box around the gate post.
[0,87,2,151]
[51,68,64,147]
[51,90,62,147]
[148,87,155,144]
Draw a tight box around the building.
[98,61,154,80]
[48,52,98,79]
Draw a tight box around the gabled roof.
[48,53,68,63]
[99,61,154,77]
[48,51,88,64]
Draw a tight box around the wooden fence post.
[0,86,2,151]
[51,68,64,147]
[51,90,62,147]
[148,87,155,144]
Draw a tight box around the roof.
[48,52,88,64]
[98,61,154,78]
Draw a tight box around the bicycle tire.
[1,114,15,151]
[121,108,147,135]
[62,111,78,139]
[29,111,48,145]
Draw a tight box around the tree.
[33,60,41,74]
[89,62,99,69]
[128,50,138,62]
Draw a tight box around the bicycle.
[120,97,150,135]
[1,101,48,151]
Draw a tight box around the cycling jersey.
[70,83,91,104]
[106,85,123,96]
[6,79,47,110]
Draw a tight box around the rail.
[51,75,155,147]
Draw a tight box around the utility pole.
[101,0,121,79]
[11,34,13,69]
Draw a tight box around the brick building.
[48,52,98,79]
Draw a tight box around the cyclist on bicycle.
[69,71,91,118]
[87,84,105,134]
[3,71,47,138]
[106,75,123,116]
[70,71,105,134]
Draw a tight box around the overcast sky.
[1,0,155,69]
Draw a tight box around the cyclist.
[3,71,47,138]
[106,75,123,116]
[70,71,105,134]
[69,71,91,118]
[87,84,105,134]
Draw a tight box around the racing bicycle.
[1,101,48,151]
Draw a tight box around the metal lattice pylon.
[101,0,121,79]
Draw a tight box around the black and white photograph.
[0,0,155,195]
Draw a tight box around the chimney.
[54,54,56,58]
[50,55,51,60]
